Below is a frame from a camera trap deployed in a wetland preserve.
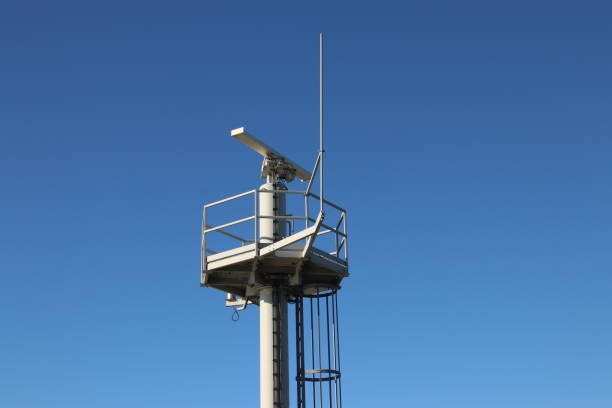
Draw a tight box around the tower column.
[260,286,289,408]
[259,180,289,408]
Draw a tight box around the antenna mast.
[319,33,324,213]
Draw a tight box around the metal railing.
[201,188,348,273]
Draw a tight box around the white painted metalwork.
[201,34,345,408]
[232,127,312,182]
[201,188,348,277]
[319,33,325,214]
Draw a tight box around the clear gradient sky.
[1,1,611,407]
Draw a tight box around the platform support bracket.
[291,212,324,286]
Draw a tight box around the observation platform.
[201,188,349,299]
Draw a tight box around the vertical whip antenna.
[319,33,324,213]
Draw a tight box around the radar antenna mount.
[231,127,312,183]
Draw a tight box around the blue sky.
[1,1,611,407]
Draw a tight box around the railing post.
[254,190,260,256]
[202,206,207,276]
[335,225,339,257]
[304,194,309,229]
[343,211,348,261]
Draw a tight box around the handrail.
[256,189,306,195]
[306,218,347,237]
[202,187,348,273]
[205,224,252,243]
[337,236,346,253]
[306,152,321,196]
[258,215,309,220]
[204,216,255,233]
[205,189,256,209]
[335,212,345,232]
[308,193,346,212]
